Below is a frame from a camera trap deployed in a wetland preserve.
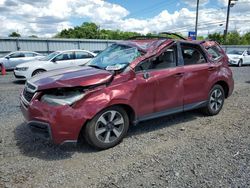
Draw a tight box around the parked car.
[0,51,44,70]
[92,50,103,54]
[14,50,96,79]
[227,49,250,66]
[20,35,234,149]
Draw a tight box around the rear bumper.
[20,97,87,144]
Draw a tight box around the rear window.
[206,46,222,60]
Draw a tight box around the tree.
[207,33,224,44]
[29,35,38,38]
[55,22,140,40]
[225,31,241,45]
[8,31,21,37]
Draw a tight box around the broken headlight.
[41,88,85,106]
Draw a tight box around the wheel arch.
[32,68,46,76]
[77,103,136,142]
[212,80,229,98]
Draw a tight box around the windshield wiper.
[88,64,103,70]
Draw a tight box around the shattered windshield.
[88,44,141,70]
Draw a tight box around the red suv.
[20,34,234,149]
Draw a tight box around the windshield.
[40,52,60,61]
[227,50,244,55]
[88,44,141,70]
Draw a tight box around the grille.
[23,88,35,102]
[26,82,36,91]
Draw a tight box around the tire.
[238,59,243,67]
[84,106,129,150]
[202,84,225,116]
[32,69,45,77]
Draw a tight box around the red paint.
[20,39,234,144]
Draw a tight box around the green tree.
[55,22,140,40]
[207,32,224,44]
[29,35,38,38]
[225,31,241,45]
[8,31,21,37]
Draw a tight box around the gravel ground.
[0,67,250,188]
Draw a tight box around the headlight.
[41,89,85,106]
[16,67,28,71]
[232,57,240,60]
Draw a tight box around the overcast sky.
[0,0,249,37]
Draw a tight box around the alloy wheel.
[95,110,125,144]
[209,88,223,112]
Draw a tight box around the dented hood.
[28,66,113,90]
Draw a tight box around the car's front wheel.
[238,59,243,67]
[84,106,129,150]
[203,84,225,116]
[32,69,46,77]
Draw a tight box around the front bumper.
[228,59,239,65]
[14,70,27,80]
[20,96,87,144]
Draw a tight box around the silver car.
[0,51,44,70]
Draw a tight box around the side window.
[9,52,25,58]
[75,51,94,59]
[206,46,222,60]
[24,53,35,57]
[53,52,74,61]
[135,46,177,72]
[181,45,206,65]
[247,51,250,55]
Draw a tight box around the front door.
[134,44,184,119]
[50,52,75,70]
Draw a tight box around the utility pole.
[195,0,199,39]
[224,0,238,42]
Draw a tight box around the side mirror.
[5,56,10,59]
[51,58,57,63]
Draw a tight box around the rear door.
[180,43,211,109]
[74,51,94,66]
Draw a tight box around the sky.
[0,0,249,37]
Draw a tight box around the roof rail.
[127,35,169,40]
[127,32,187,40]
[159,32,187,40]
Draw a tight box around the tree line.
[8,22,250,45]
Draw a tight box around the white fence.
[0,37,249,55]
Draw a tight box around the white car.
[227,49,250,67]
[0,51,44,70]
[14,50,96,80]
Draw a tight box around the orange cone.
[1,64,6,76]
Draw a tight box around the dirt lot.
[0,67,250,188]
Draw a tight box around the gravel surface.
[1,67,250,188]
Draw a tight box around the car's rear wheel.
[32,69,45,77]
[238,59,243,67]
[202,84,225,116]
[84,106,129,150]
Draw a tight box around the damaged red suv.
[20,34,234,149]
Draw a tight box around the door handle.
[143,72,150,79]
[208,67,215,71]
[174,72,184,78]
